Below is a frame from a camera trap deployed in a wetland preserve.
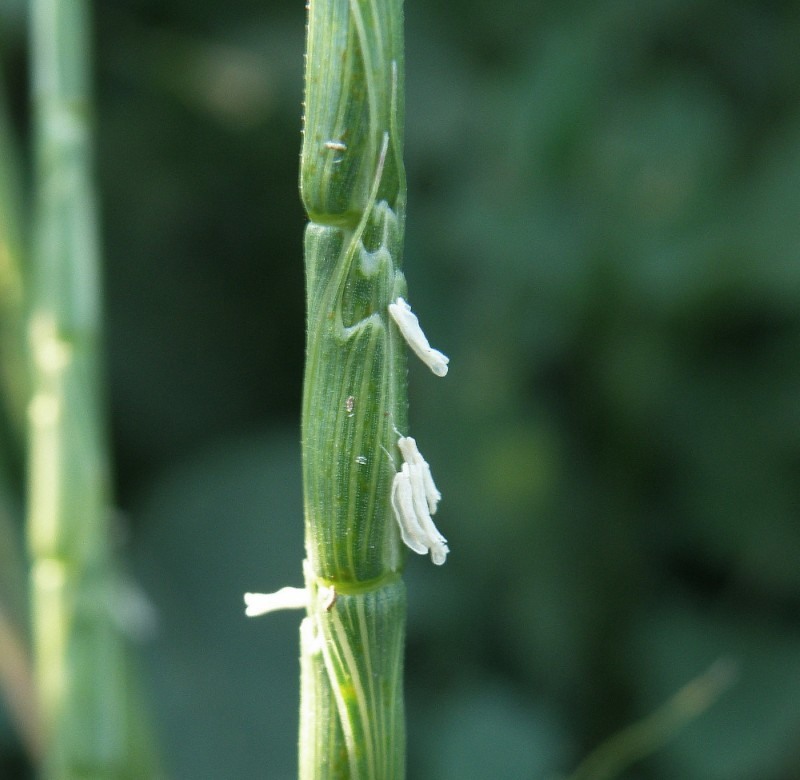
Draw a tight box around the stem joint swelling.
[246,2,453,777]
[247,566,406,779]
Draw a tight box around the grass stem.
[298,1,409,777]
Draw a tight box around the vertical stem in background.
[27,1,157,776]
[299,0,408,777]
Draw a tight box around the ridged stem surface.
[299,1,407,777]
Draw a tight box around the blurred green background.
[3,0,800,777]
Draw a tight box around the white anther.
[389,437,449,565]
[244,586,308,617]
[391,464,429,555]
[388,297,449,377]
[324,140,347,151]
[397,436,441,514]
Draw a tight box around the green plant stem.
[27,1,157,776]
[298,1,408,777]
[566,660,736,780]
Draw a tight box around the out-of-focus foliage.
[2,0,800,778]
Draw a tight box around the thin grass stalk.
[298,0,408,777]
[27,1,157,776]
[566,661,736,780]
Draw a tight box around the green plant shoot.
[245,2,450,778]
